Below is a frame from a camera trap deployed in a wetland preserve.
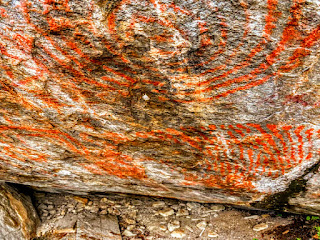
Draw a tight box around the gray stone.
[170,229,186,238]
[158,208,175,217]
[168,220,180,232]
[253,223,269,232]
[210,205,225,212]
[0,183,39,240]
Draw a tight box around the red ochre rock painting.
[0,0,319,212]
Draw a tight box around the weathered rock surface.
[0,0,319,213]
[0,183,39,240]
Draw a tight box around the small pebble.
[142,94,150,101]
[152,201,165,208]
[67,203,74,208]
[168,220,180,232]
[244,215,260,220]
[125,218,136,225]
[73,196,88,205]
[196,221,207,230]
[100,197,115,205]
[187,202,200,210]
[176,208,189,217]
[158,208,174,217]
[38,203,46,209]
[253,223,269,231]
[171,229,186,238]
[126,225,135,231]
[89,207,99,213]
[47,205,54,210]
[171,205,179,210]
[282,230,289,235]
[100,209,108,215]
[123,230,136,237]
[208,231,219,238]
[210,205,225,212]
[159,225,167,231]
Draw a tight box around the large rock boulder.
[0,0,319,213]
[0,183,39,240]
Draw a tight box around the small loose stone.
[142,94,150,101]
[168,220,180,232]
[208,231,219,238]
[171,229,186,238]
[126,225,135,231]
[123,230,136,237]
[244,215,260,220]
[89,207,99,213]
[253,223,269,231]
[196,221,207,230]
[152,201,165,208]
[158,208,174,217]
[159,225,167,231]
[176,208,189,217]
[100,209,108,215]
[171,204,179,210]
[186,202,200,210]
[210,205,225,212]
[47,205,54,210]
[73,196,88,205]
[38,203,46,209]
[125,218,136,225]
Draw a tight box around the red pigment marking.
[0,7,8,18]
[267,124,290,166]
[305,128,314,161]
[183,0,280,89]
[264,0,279,39]
[294,125,305,163]
[4,0,320,191]
[282,125,297,164]
[103,0,314,103]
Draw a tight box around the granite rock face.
[0,0,319,213]
[0,183,39,239]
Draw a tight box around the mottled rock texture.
[0,0,319,213]
[0,183,39,239]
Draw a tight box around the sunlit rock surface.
[0,0,319,213]
[0,183,39,239]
